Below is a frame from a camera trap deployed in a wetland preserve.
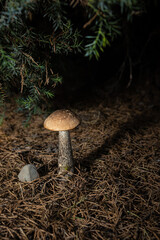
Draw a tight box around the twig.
[45,61,49,85]
[22,52,39,66]
[70,0,88,7]
[34,85,41,95]
[20,64,25,93]
[83,12,98,29]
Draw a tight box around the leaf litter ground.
[0,83,160,240]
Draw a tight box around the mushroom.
[44,109,80,174]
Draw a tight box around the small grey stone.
[18,164,39,182]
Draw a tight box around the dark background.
[54,1,160,101]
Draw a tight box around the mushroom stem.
[58,130,74,174]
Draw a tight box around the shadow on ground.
[80,105,160,170]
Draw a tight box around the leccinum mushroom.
[44,109,80,174]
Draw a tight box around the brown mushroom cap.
[44,109,80,131]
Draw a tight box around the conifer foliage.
[0,0,144,113]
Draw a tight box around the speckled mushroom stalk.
[58,130,74,174]
[44,109,80,175]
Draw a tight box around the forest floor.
[0,81,160,240]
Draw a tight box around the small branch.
[22,52,39,66]
[45,61,49,85]
[50,68,54,76]
[50,68,60,88]
[83,12,98,29]
[50,31,64,53]
[70,0,79,8]
[70,0,88,8]
[34,85,40,95]
[20,64,25,93]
